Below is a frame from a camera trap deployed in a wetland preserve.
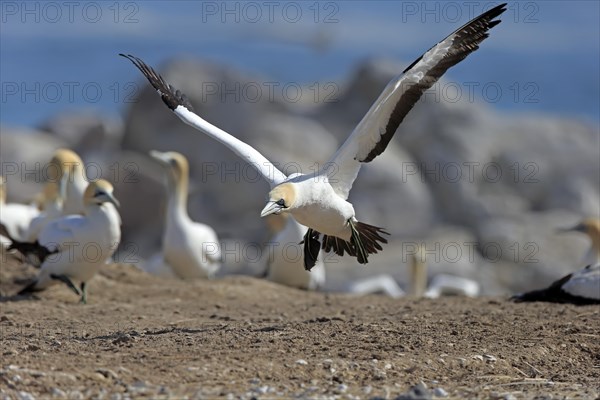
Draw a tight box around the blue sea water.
[1,1,598,127]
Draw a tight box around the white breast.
[562,264,600,300]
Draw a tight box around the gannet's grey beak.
[100,192,120,208]
[149,150,169,164]
[556,223,585,234]
[260,201,281,217]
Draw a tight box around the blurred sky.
[1,1,599,127]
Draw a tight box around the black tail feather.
[304,220,389,266]
[1,224,58,268]
[7,240,57,268]
[302,228,321,271]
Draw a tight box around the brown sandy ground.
[0,256,599,400]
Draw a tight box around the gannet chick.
[263,214,325,290]
[121,4,506,269]
[149,150,221,279]
[50,149,88,215]
[0,176,40,242]
[9,180,121,303]
[511,264,600,305]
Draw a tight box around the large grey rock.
[39,111,124,154]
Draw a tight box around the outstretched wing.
[325,3,506,199]
[120,54,288,188]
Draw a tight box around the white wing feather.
[323,4,506,199]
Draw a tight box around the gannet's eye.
[276,199,286,207]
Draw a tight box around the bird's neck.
[64,168,87,212]
[590,234,600,259]
[166,173,189,220]
[410,253,428,297]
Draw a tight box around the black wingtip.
[401,3,506,75]
[0,223,14,243]
[120,53,195,112]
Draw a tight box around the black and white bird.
[5,180,122,303]
[512,218,600,305]
[121,4,506,270]
[511,264,600,305]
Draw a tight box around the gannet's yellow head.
[149,150,189,182]
[149,150,190,201]
[84,179,120,208]
[48,148,84,182]
[560,217,600,252]
[261,183,297,217]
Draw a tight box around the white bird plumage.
[9,180,122,303]
[145,150,221,279]
[24,179,65,242]
[121,4,506,269]
[0,176,40,243]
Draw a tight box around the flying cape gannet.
[121,4,506,269]
[6,180,121,303]
[148,150,221,279]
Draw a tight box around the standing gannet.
[121,4,506,269]
[511,218,600,305]
[148,150,221,279]
[50,149,88,215]
[263,214,326,290]
[8,180,121,303]
[408,245,479,298]
[24,180,65,242]
[0,176,40,243]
